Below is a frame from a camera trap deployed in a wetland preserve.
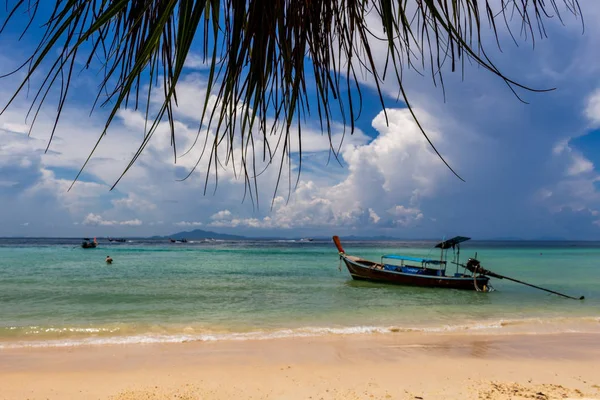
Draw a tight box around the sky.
[0,2,600,240]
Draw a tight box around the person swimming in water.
[106,256,113,264]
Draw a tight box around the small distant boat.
[333,235,489,290]
[169,238,187,243]
[81,237,98,249]
[299,238,314,242]
[107,237,126,243]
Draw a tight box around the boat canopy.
[382,254,445,265]
[434,236,471,249]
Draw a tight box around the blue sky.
[1,3,600,239]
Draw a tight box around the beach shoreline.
[1,315,599,349]
[1,332,599,399]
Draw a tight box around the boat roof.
[434,236,471,249]
[382,254,444,265]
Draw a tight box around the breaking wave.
[1,317,599,349]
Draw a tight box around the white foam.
[1,317,598,349]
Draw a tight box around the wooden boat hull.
[342,255,489,290]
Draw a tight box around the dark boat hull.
[342,256,489,290]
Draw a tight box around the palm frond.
[0,0,583,204]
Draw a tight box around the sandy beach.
[1,332,599,400]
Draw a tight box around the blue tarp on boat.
[399,266,443,276]
[383,264,444,276]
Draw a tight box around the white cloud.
[112,193,156,212]
[585,88,600,127]
[387,205,424,226]
[368,208,380,224]
[209,217,265,229]
[82,213,142,226]
[210,210,232,220]
[206,108,447,230]
[535,93,600,226]
[567,154,594,176]
[24,168,109,214]
[552,139,569,155]
[184,53,216,70]
[288,123,370,153]
[1,122,28,134]
[174,221,203,227]
[2,6,600,240]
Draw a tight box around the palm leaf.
[0,0,582,203]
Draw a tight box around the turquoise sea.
[1,238,599,348]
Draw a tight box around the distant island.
[149,228,400,241]
[150,228,416,241]
[149,231,572,241]
[150,229,246,240]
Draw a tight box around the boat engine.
[464,258,493,292]
[465,258,502,280]
[465,258,483,274]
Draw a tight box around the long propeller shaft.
[463,261,584,300]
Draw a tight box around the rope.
[474,270,490,292]
[473,272,490,292]
[473,273,481,292]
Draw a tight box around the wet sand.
[1,332,600,399]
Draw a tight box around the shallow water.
[0,238,599,348]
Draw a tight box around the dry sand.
[1,332,600,399]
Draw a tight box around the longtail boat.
[332,236,585,299]
[333,235,489,290]
[81,237,98,249]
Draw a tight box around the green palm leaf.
[0,0,582,203]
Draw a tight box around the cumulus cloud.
[2,43,451,237]
[209,216,265,229]
[25,168,109,214]
[535,95,600,230]
[184,53,216,70]
[387,205,424,226]
[174,221,203,227]
[1,122,28,134]
[210,210,232,220]
[368,208,380,224]
[567,154,594,176]
[82,213,143,226]
[585,88,600,127]
[205,108,447,230]
[532,58,600,222]
[3,4,600,240]
[112,193,157,212]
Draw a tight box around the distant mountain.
[152,229,247,240]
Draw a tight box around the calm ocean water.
[0,238,599,348]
